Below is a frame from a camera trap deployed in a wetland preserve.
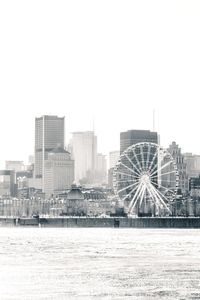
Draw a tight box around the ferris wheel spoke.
[139,185,147,207]
[146,185,160,208]
[149,162,158,176]
[132,149,143,172]
[140,145,146,170]
[114,171,135,178]
[155,186,173,204]
[150,160,173,178]
[128,182,143,213]
[119,162,141,177]
[125,152,142,175]
[123,153,140,176]
[122,182,140,202]
[127,157,142,176]
[146,143,151,170]
[148,150,158,174]
[117,181,139,194]
[149,153,163,175]
[156,180,179,189]
[149,184,171,213]
[152,181,175,194]
[145,182,164,213]
[151,170,177,179]
[114,179,134,184]
[136,183,145,205]
[146,183,166,210]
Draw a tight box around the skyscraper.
[109,151,120,169]
[120,129,158,154]
[35,115,65,190]
[95,153,107,184]
[70,131,97,184]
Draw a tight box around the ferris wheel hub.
[140,174,151,185]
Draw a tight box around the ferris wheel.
[113,142,179,216]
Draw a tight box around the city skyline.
[1,1,200,166]
[1,113,200,168]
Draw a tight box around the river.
[0,228,200,299]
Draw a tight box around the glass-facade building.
[120,130,158,154]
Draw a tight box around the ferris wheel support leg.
[128,183,143,214]
[149,184,172,214]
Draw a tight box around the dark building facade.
[189,176,200,197]
[0,170,16,197]
[120,130,158,154]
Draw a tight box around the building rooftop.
[67,184,84,201]
[50,147,70,154]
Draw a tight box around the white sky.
[0,0,200,167]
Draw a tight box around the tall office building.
[109,151,120,169]
[95,153,107,184]
[70,131,97,184]
[35,115,65,190]
[120,130,158,154]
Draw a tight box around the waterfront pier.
[1,216,200,228]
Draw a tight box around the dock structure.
[1,217,200,228]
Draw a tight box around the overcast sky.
[0,0,200,167]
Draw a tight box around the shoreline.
[1,216,200,228]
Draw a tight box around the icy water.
[0,228,200,300]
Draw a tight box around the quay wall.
[1,217,200,228]
[0,218,15,227]
[38,217,200,228]
[3,217,200,228]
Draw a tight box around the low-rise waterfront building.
[64,184,87,216]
